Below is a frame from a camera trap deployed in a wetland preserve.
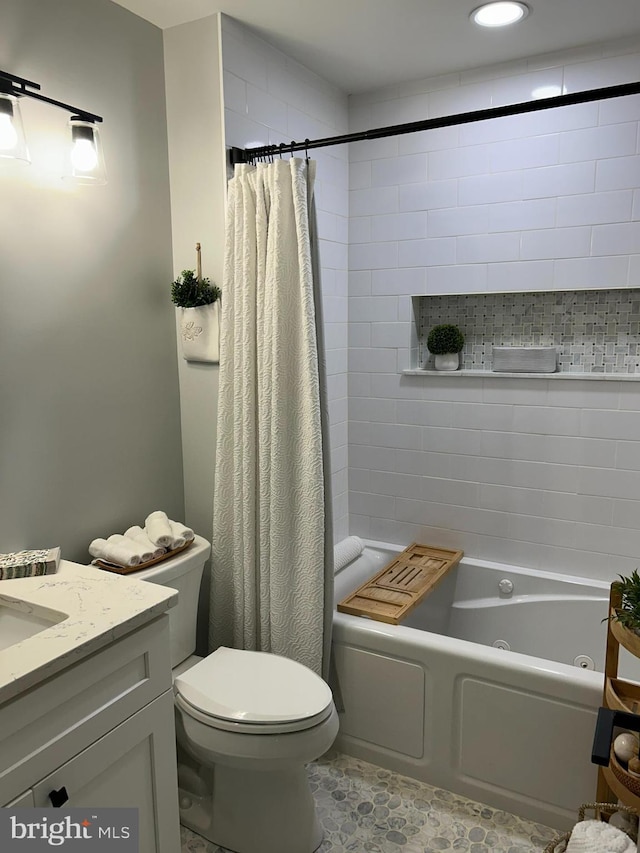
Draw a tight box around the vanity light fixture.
[0,68,106,184]
[470,1,530,27]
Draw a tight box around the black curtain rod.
[230,80,640,165]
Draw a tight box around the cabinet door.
[0,615,172,808]
[32,690,179,853]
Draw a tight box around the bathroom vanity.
[0,561,180,853]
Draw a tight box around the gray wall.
[164,14,226,551]
[0,0,184,563]
[164,15,228,652]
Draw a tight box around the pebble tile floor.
[180,750,557,853]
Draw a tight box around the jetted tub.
[332,540,640,830]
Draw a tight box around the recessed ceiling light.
[471,2,530,27]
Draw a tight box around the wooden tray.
[337,542,463,625]
[93,541,192,575]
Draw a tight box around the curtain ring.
[279,143,284,159]
[304,138,310,162]
[290,141,295,159]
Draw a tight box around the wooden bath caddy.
[596,585,640,813]
[337,542,463,625]
[93,541,192,575]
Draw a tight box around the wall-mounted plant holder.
[177,302,220,363]
[172,242,221,364]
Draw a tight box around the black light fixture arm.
[230,79,640,165]
[0,69,102,124]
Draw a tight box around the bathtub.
[331,540,640,831]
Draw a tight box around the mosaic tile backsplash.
[417,289,640,373]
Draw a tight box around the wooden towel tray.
[337,542,463,625]
[93,541,192,575]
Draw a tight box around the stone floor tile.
[180,750,557,853]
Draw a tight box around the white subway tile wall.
[348,38,640,581]
[220,15,350,541]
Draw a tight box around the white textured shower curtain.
[210,158,333,677]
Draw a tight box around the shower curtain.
[210,158,333,678]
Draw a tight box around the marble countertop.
[0,560,177,704]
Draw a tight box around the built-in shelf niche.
[412,287,640,377]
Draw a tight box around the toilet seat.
[175,691,334,734]
[174,646,334,734]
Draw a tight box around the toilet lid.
[173,647,333,725]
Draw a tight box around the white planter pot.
[434,353,459,371]
[177,303,220,364]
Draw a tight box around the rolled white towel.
[168,519,195,550]
[107,534,155,564]
[170,519,194,542]
[566,819,636,853]
[334,536,365,573]
[145,511,174,549]
[89,538,142,568]
[124,526,166,560]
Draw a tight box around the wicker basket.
[543,802,638,853]
[610,748,640,797]
[544,829,571,852]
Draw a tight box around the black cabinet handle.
[48,787,69,808]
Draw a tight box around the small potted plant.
[427,324,465,371]
[610,571,640,635]
[172,244,221,363]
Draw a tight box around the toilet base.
[179,762,323,853]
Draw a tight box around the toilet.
[132,534,339,853]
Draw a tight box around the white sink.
[0,601,67,652]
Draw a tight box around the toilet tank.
[131,534,211,667]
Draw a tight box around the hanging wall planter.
[177,301,220,363]
[171,243,221,364]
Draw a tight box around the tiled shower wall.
[348,38,640,581]
[220,15,350,541]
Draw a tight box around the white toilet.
[133,534,339,853]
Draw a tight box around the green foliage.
[610,571,640,631]
[427,324,465,355]
[171,270,221,308]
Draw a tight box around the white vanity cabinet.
[0,615,180,853]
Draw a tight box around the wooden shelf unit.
[597,583,640,809]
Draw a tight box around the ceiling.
[110,0,640,94]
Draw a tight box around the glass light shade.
[65,119,106,185]
[471,2,529,27]
[0,94,30,163]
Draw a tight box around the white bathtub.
[332,540,640,831]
